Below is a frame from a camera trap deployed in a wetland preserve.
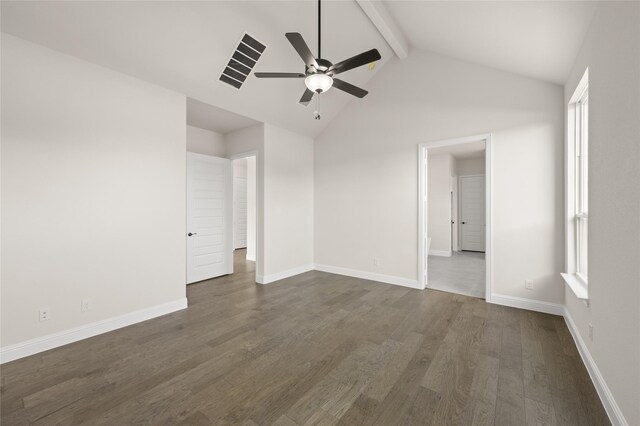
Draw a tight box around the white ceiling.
[384,0,597,84]
[1,1,392,137]
[429,140,485,160]
[187,98,259,134]
[1,1,597,138]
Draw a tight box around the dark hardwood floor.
[1,250,609,425]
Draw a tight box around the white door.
[460,175,485,252]
[233,176,247,249]
[187,152,233,284]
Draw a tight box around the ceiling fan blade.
[254,72,306,78]
[332,78,368,98]
[299,89,315,106]
[285,33,319,68]
[330,49,381,75]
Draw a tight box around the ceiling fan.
[254,0,381,113]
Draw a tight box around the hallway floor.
[428,251,485,298]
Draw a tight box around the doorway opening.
[231,155,257,276]
[185,97,261,285]
[418,134,492,301]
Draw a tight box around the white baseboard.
[246,254,256,261]
[428,249,452,257]
[563,309,627,426]
[490,293,563,316]
[0,298,188,364]
[313,264,422,289]
[257,264,314,285]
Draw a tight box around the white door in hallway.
[186,152,233,284]
[460,175,485,252]
[233,176,247,249]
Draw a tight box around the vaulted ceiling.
[385,0,597,84]
[1,1,597,136]
[1,1,392,137]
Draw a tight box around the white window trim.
[561,273,588,300]
[563,68,589,303]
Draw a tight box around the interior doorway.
[185,97,262,285]
[233,159,248,250]
[418,134,492,301]
[232,156,257,263]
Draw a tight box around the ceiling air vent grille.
[219,33,266,90]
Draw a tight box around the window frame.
[574,87,588,282]
[563,69,589,301]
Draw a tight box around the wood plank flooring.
[1,250,609,425]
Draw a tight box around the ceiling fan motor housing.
[309,58,333,75]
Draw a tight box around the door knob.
[188,232,197,236]
[461,222,466,224]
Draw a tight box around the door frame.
[418,133,492,302]
[228,150,261,284]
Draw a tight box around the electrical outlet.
[39,308,50,322]
[373,257,379,267]
[81,299,91,312]
[588,323,594,341]
[525,280,534,290]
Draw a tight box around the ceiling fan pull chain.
[314,94,321,120]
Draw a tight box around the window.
[564,68,589,296]
[574,86,588,281]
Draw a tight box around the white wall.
[563,3,640,425]
[456,157,485,176]
[233,157,247,178]
[315,49,564,304]
[263,124,314,279]
[427,153,453,254]
[1,35,187,351]
[186,125,225,157]
[225,124,264,158]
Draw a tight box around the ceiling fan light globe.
[305,73,333,93]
